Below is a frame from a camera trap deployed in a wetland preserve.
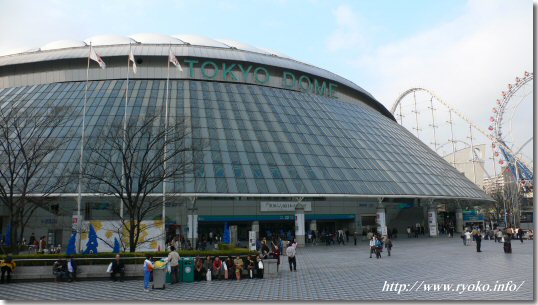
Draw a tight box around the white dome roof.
[84,35,136,46]
[216,39,270,55]
[259,47,290,59]
[41,40,87,51]
[129,33,184,45]
[172,34,229,48]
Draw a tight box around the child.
[143,254,154,291]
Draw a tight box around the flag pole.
[77,42,92,252]
[163,44,171,248]
[121,43,131,222]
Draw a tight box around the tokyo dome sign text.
[183,59,338,98]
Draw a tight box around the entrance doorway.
[259,221,294,240]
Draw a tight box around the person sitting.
[225,256,235,280]
[0,254,16,284]
[247,255,255,279]
[256,255,264,279]
[194,256,205,282]
[52,258,68,282]
[203,256,213,281]
[67,257,77,282]
[110,254,125,282]
[212,256,224,280]
[233,256,243,281]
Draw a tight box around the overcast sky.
[0,0,534,174]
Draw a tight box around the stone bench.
[10,264,142,282]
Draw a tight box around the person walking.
[384,237,393,256]
[369,237,376,258]
[406,226,411,238]
[353,231,358,246]
[375,237,383,259]
[286,243,297,272]
[518,228,524,243]
[166,246,180,284]
[143,254,153,292]
[475,231,482,252]
[464,230,472,246]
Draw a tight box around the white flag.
[168,50,183,72]
[89,46,106,69]
[129,50,137,74]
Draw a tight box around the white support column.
[376,198,387,236]
[251,221,259,240]
[295,203,305,247]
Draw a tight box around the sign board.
[261,201,312,212]
[72,215,83,231]
[248,231,257,251]
[428,211,438,236]
[463,210,485,221]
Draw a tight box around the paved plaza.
[2,236,533,301]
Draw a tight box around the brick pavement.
[1,236,533,301]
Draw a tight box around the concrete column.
[376,201,387,236]
[295,203,305,247]
[251,221,259,240]
[187,214,198,248]
[427,206,438,237]
[456,208,463,233]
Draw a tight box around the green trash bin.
[166,269,172,284]
[182,257,194,282]
[178,258,184,282]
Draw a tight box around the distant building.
[442,144,486,189]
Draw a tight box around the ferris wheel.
[489,71,533,193]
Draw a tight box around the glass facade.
[0,79,487,199]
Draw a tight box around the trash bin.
[152,260,167,289]
[182,257,194,283]
[166,269,172,284]
[178,258,183,282]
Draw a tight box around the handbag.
[501,237,505,243]
[107,262,113,273]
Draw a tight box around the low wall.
[9,258,279,282]
[11,264,143,282]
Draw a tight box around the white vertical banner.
[428,209,438,236]
[249,231,257,251]
[187,214,198,239]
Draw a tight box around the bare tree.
[83,111,204,252]
[0,105,73,253]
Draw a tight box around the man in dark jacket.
[110,254,125,282]
[475,232,482,252]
